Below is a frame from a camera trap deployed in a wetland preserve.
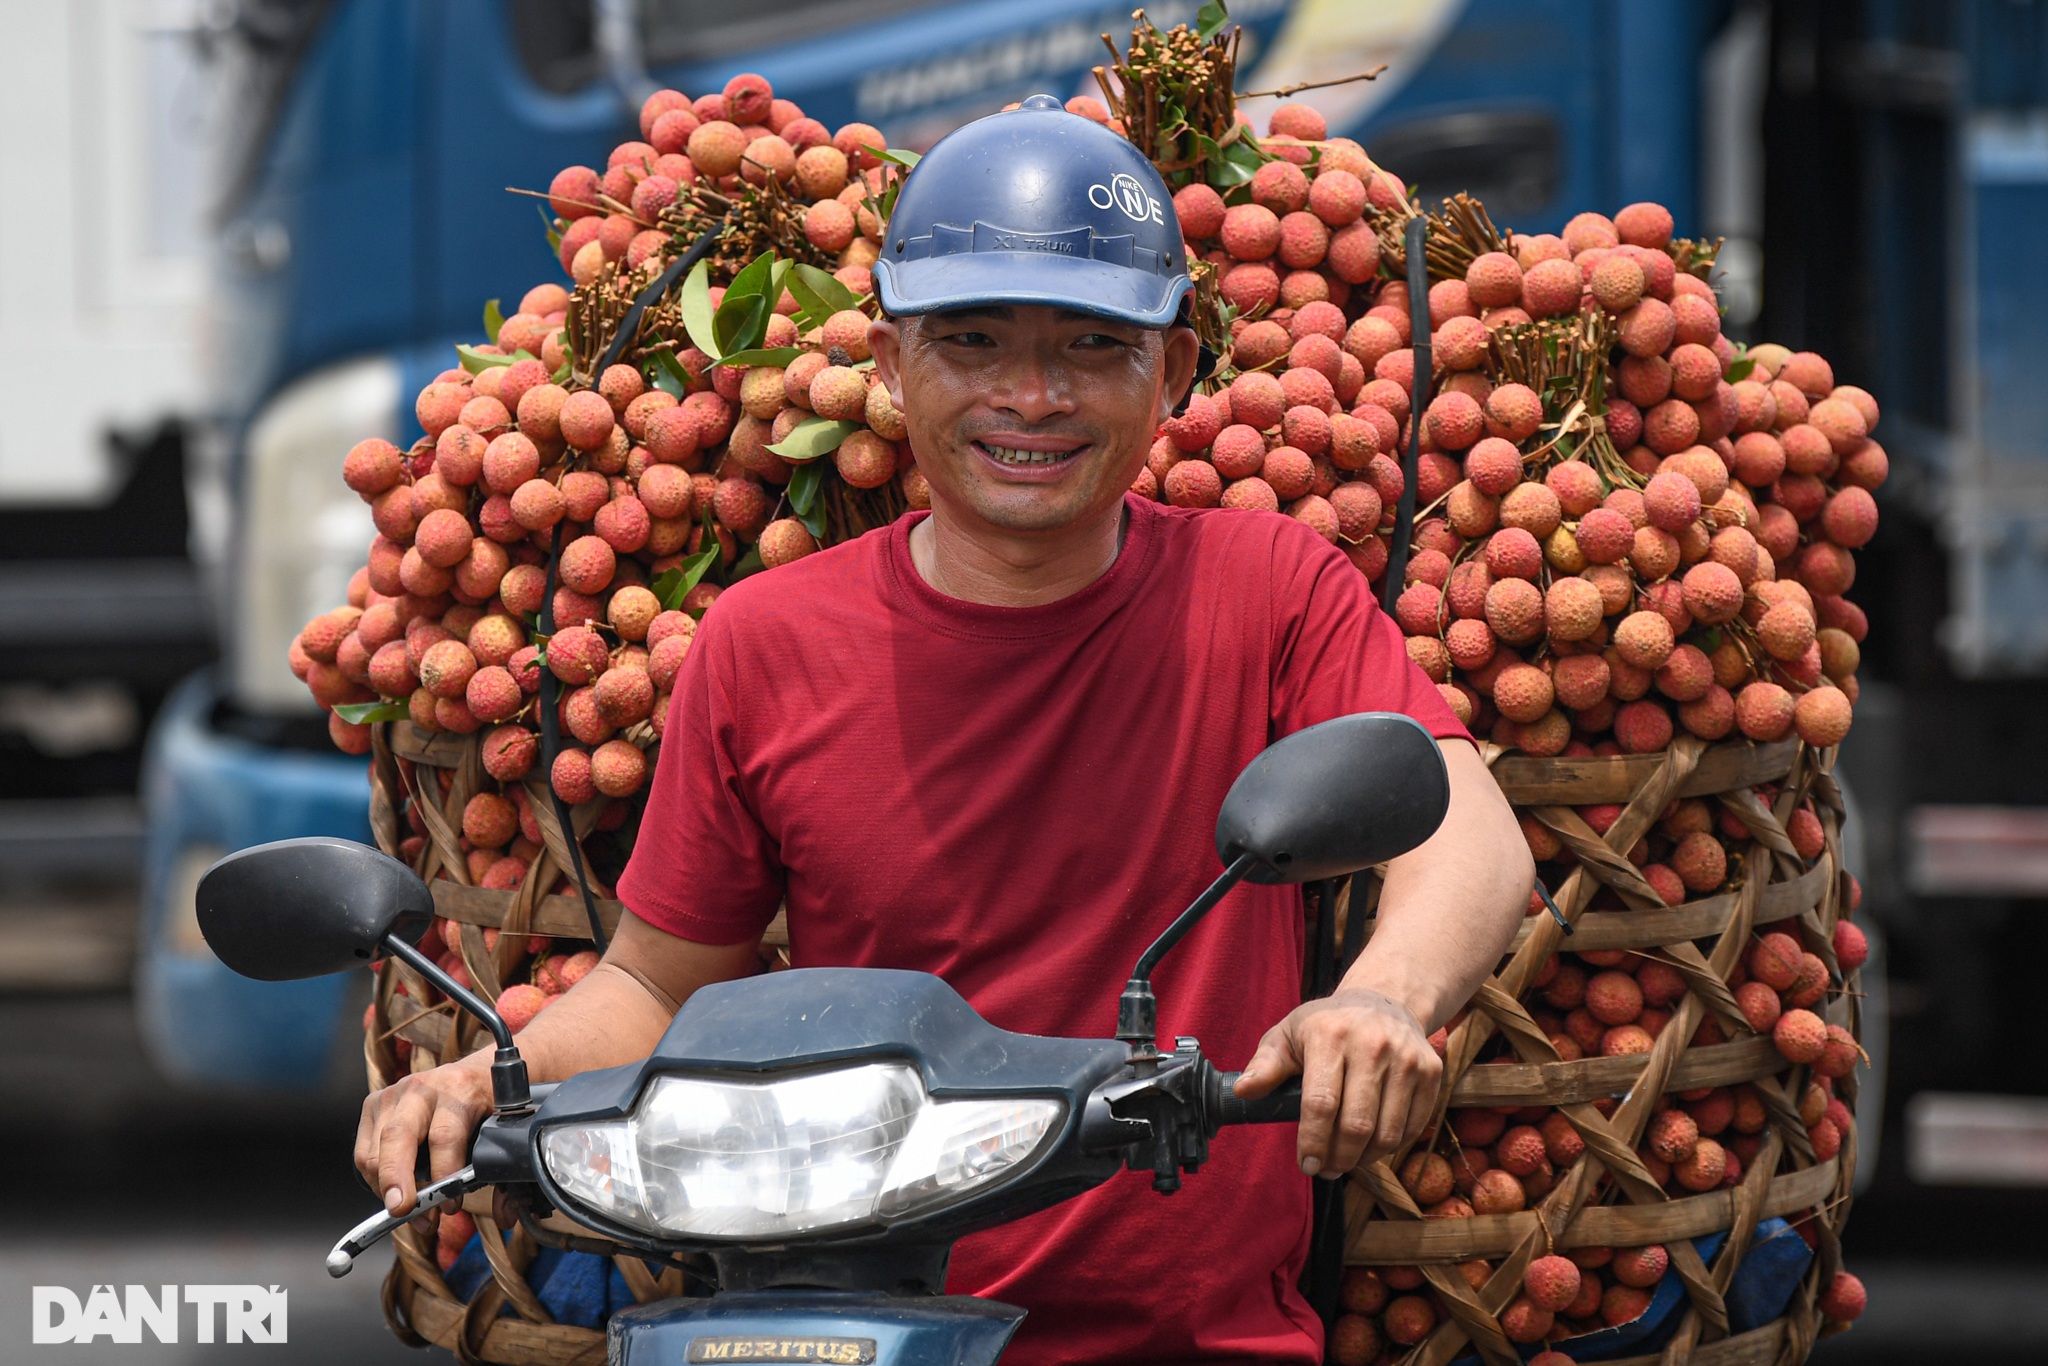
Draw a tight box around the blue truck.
[140,0,1719,1088]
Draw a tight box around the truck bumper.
[136,671,372,1089]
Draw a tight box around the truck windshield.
[511,0,938,95]
[205,0,336,219]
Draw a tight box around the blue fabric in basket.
[1447,1219,1811,1364]
[443,1238,637,1329]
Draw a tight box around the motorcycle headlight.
[230,357,393,712]
[540,1063,1064,1241]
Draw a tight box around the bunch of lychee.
[1323,821,1868,1355]
[293,73,921,820]
[1139,150,1873,766]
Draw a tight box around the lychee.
[1546,575,1605,641]
[1773,1007,1828,1064]
[1382,1296,1435,1345]
[1819,1270,1866,1322]
[1610,1244,1669,1289]
[590,738,648,797]
[1615,699,1675,753]
[1681,561,1744,624]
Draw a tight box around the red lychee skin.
[1682,561,1745,625]
[1735,681,1796,741]
[1585,970,1645,1026]
[1773,1007,1828,1064]
[1500,1296,1554,1345]
[1493,1124,1546,1177]
[1546,459,1603,516]
[1172,182,1226,239]
[1616,699,1675,753]
[1546,576,1605,641]
[1748,931,1803,989]
[590,738,648,798]
[1590,254,1646,313]
[1812,1270,1867,1324]
[1164,459,1222,508]
[1575,508,1634,565]
[1814,1023,1861,1079]
[1521,258,1582,317]
[1821,485,1879,548]
[1382,1295,1435,1346]
[1485,526,1544,581]
[1484,577,1545,645]
[1613,611,1677,671]
[1834,920,1869,973]
[1481,382,1543,444]
[480,725,539,782]
[1462,437,1522,496]
[418,639,479,700]
[1611,1244,1669,1289]
[1523,1253,1581,1318]
[1642,470,1702,532]
[1646,1108,1701,1163]
[550,747,595,805]
[1220,202,1281,261]
[1398,1151,1455,1205]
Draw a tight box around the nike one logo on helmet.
[1089,172,1165,226]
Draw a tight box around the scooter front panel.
[608,1290,1024,1365]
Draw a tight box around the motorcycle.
[197,711,1450,1363]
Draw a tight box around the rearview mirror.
[197,837,434,980]
[1214,713,1450,884]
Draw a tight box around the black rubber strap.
[593,223,725,375]
[536,220,723,953]
[536,521,609,954]
[1378,216,1430,616]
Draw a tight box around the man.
[359,95,1531,1362]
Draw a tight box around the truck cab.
[140,0,1712,1087]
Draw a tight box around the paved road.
[3,994,2045,1364]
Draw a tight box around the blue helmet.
[872,94,1192,328]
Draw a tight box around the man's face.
[869,304,1199,535]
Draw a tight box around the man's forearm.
[459,917,765,1083]
[1338,740,1532,1032]
[484,962,682,1082]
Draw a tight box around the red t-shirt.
[618,494,1468,1364]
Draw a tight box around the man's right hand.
[350,920,763,1216]
[355,1050,494,1215]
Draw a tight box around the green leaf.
[651,543,719,611]
[648,348,692,397]
[1196,0,1231,40]
[1726,354,1756,384]
[787,263,862,332]
[767,416,861,462]
[713,345,804,370]
[787,459,824,517]
[333,700,408,725]
[482,298,505,345]
[539,204,562,251]
[716,250,779,356]
[456,343,516,374]
[680,258,721,359]
[794,263,858,316]
[727,545,767,583]
[862,145,921,170]
[551,360,572,385]
[713,293,769,358]
[1197,131,1264,188]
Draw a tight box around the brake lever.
[326,1165,480,1278]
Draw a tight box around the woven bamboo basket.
[361,719,790,1365]
[1337,735,1858,1366]
[358,721,1855,1365]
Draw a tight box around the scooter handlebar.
[1211,1073,1302,1126]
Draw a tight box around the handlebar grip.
[1214,1074,1302,1125]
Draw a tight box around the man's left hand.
[1232,987,1443,1178]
